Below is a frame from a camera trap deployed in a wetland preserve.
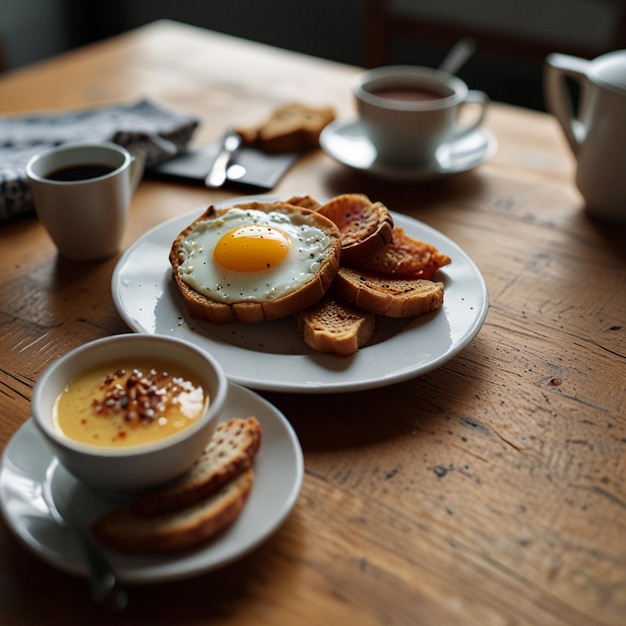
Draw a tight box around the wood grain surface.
[0,20,624,626]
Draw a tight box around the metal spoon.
[75,522,128,611]
[438,37,476,75]
[45,467,128,611]
[205,129,242,188]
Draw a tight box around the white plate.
[320,118,497,181]
[0,383,303,584]
[111,197,489,393]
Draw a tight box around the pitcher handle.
[544,53,590,155]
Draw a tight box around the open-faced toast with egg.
[169,201,342,324]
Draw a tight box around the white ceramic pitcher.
[544,50,626,223]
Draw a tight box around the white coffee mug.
[26,142,144,261]
[353,65,489,166]
[544,50,626,223]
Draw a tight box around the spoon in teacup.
[438,37,476,75]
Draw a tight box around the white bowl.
[32,334,227,493]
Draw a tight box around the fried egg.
[176,208,334,302]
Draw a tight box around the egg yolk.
[214,225,291,272]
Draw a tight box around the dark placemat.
[146,143,299,192]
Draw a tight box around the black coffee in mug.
[44,163,115,182]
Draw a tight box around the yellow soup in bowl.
[54,357,208,447]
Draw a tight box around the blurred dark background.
[2,0,625,111]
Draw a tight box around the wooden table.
[1,20,624,626]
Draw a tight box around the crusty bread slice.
[354,226,452,279]
[286,194,322,211]
[332,267,444,318]
[131,417,262,516]
[316,194,394,265]
[91,470,254,554]
[237,103,336,153]
[296,294,375,356]
[169,202,342,324]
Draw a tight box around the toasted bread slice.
[354,226,452,279]
[91,470,254,554]
[316,194,394,265]
[333,267,444,318]
[131,418,262,517]
[296,294,376,356]
[237,103,336,153]
[286,195,322,211]
[169,202,342,324]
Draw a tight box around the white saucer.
[0,383,303,584]
[320,118,497,181]
[111,195,489,393]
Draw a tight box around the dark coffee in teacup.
[368,87,445,103]
[353,65,488,166]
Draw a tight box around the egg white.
[176,208,333,302]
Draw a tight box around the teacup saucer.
[320,118,497,182]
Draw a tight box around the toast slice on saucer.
[91,470,254,554]
[131,417,262,516]
[90,417,262,554]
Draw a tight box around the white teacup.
[26,142,145,261]
[353,65,489,166]
[544,50,626,223]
